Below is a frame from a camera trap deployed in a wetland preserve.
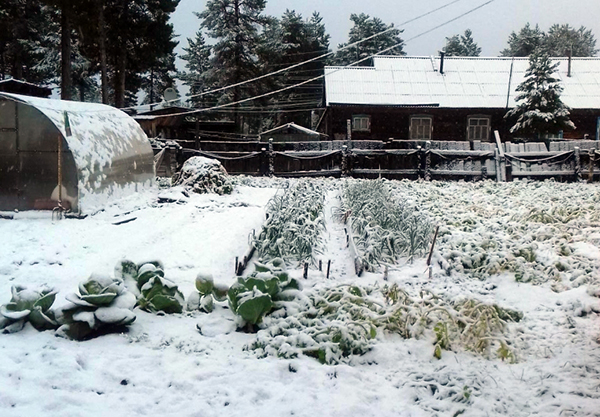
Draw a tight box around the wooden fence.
[165,133,600,182]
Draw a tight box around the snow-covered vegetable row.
[339,179,433,271]
[254,180,325,265]
[388,180,600,291]
[248,282,521,365]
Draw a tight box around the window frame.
[467,115,491,141]
[409,115,433,140]
[352,114,371,132]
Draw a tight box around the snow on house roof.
[325,56,600,109]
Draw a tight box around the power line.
[148,0,497,120]
[123,0,467,111]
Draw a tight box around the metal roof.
[325,56,600,109]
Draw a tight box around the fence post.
[260,147,267,176]
[424,141,432,181]
[268,138,274,177]
[574,146,581,181]
[417,145,423,179]
[589,148,595,183]
[341,145,348,177]
[494,130,506,182]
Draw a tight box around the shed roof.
[0,79,52,98]
[260,122,323,137]
[325,56,600,109]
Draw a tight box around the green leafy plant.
[0,286,58,333]
[116,260,184,314]
[187,272,229,313]
[57,274,136,340]
[228,258,300,329]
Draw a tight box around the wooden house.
[321,56,600,143]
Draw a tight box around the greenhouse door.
[0,99,19,211]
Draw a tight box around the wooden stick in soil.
[303,262,309,279]
[326,260,331,279]
[426,226,440,279]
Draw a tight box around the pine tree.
[500,23,545,57]
[334,14,404,66]
[198,0,272,131]
[501,23,598,57]
[0,0,54,84]
[179,30,212,108]
[264,10,330,128]
[544,24,598,57]
[141,52,178,106]
[443,29,481,57]
[505,53,575,139]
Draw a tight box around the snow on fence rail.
[164,134,600,181]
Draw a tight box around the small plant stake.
[384,265,388,281]
[319,260,322,272]
[326,260,331,279]
[303,262,309,279]
[425,225,440,279]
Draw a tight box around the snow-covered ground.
[1,177,599,417]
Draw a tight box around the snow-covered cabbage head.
[0,285,58,333]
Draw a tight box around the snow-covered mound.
[172,156,234,195]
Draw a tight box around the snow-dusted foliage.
[254,180,325,265]
[389,180,600,291]
[172,156,234,195]
[248,283,520,365]
[0,285,57,333]
[340,179,433,270]
[57,274,136,340]
[505,53,575,138]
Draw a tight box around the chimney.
[567,49,572,77]
[439,51,445,75]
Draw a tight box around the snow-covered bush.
[340,179,433,270]
[57,274,136,340]
[0,286,58,333]
[186,272,229,313]
[254,180,325,266]
[172,156,234,195]
[116,260,184,314]
[228,259,301,329]
[248,283,521,365]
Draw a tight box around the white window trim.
[410,115,433,140]
[467,115,491,141]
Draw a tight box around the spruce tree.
[505,53,575,139]
[443,29,481,57]
[334,14,404,66]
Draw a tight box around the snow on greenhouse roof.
[325,56,600,109]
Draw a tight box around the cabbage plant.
[116,260,184,314]
[57,274,136,340]
[0,285,58,333]
[228,258,300,329]
[187,272,228,313]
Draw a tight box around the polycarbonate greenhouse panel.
[0,93,155,213]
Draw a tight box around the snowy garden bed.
[0,177,599,417]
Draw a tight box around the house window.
[352,115,371,132]
[467,116,490,141]
[410,116,432,140]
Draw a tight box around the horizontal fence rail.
[161,134,600,182]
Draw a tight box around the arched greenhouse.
[0,93,154,214]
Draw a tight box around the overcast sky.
[171,0,600,60]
